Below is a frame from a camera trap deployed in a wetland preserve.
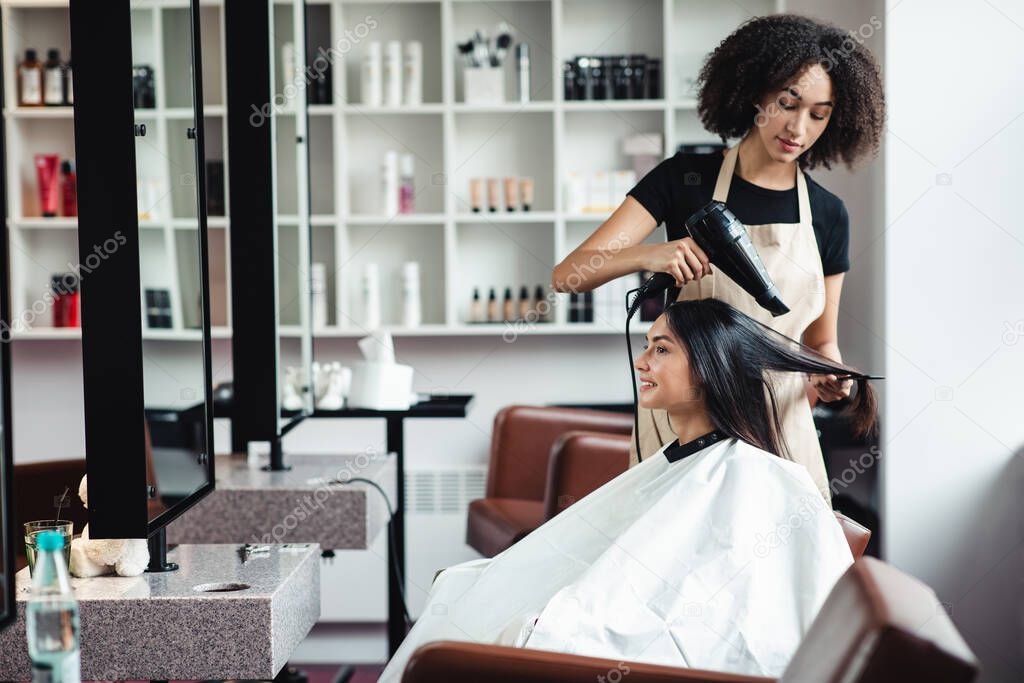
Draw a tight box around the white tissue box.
[348,361,414,411]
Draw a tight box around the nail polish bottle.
[502,287,514,322]
[470,287,482,322]
[533,285,548,322]
[487,288,498,322]
[518,285,530,320]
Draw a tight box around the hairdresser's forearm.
[552,244,650,293]
[812,341,842,364]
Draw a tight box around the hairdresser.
[551,14,885,502]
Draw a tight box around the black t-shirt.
[627,151,850,276]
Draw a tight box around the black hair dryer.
[685,201,789,316]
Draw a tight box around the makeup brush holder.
[348,361,414,410]
[464,67,505,105]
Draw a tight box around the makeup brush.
[492,31,513,67]
[457,40,476,67]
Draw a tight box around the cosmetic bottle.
[363,263,381,329]
[469,178,483,212]
[519,177,534,211]
[575,56,592,100]
[503,177,518,212]
[516,43,530,103]
[60,160,77,217]
[470,287,482,322]
[43,49,64,106]
[569,292,580,323]
[487,287,498,322]
[533,285,548,322]
[382,151,399,216]
[590,56,607,100]
[518,285,530,320]
[281,42,296,92]
[646,58,661,99]
[404,41,422,105]
[487,178,500,212]
[612,56,630,99]
[51,273,79,327]
[64,52,73,105]
[583,291,594,322]
[502,287,514,322]
[399,153,415,214]
[35,154,59,217]
[630,55,646,100]
[402,261,422,328]
[18,49,43,106]
[361,42,382,106]
[311,262,328,329]
[384,40,403,107]
[563,61,577,101]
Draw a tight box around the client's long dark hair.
[664,299,878,458]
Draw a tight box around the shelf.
[341,103,444,115]
[561,100,666,112]
[5,106,72,119]
[454,211,556,223]
[307,322,651,338]
[8,217,76,229]
[343,213,446,225]
[453,102,555,114]
[564,212,612,222]
[10,326,233,342]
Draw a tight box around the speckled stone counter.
[0,543,320,681]
[165,452,396,549]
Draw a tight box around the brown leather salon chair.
[401,556,979,683]
[466,405,633,557]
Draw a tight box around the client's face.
[633,314,702,411]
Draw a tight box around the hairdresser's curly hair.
[696,13,885,171]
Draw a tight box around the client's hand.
[809,373,852,403]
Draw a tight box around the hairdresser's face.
[634,315,702,411]
[753,63,834,162]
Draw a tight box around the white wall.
[883,0,1024,680]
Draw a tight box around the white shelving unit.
[2,0,781,341]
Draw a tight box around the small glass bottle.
[502,287,514,322]
[469,287,482,323]
[487,288,498,322]
[518,285,530,320]
[19,49,43,107]
[44,49,64,106]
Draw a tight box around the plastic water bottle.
[26,530,80,683]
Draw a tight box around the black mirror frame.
[69,0,215,539]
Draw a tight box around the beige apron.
[629,145,831,504]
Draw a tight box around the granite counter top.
[166,452,396,549]
[0,543,320,681]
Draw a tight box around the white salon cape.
[379,435,853,682]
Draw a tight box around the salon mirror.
[272,0,314,427]
[0,253,11,631]
[131,0,214,527]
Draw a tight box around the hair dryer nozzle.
[756,287,790,317]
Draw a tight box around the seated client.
[380,298,878,680]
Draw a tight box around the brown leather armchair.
[401,556,979,683]
[466,405,633,557]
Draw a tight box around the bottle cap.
[47,48,59,61]
[61,160,73,175]
[400,153,414,177]
[25,49,37,61]
[36,529,64,551]
[516,43,529,60]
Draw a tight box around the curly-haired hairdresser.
[552,13,886,503]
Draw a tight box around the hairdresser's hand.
[642,238,713,287]
[809,374,852,403]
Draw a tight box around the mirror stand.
[146,527,179,573]
[262,417,306,472]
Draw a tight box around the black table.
[216,393,474,656]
